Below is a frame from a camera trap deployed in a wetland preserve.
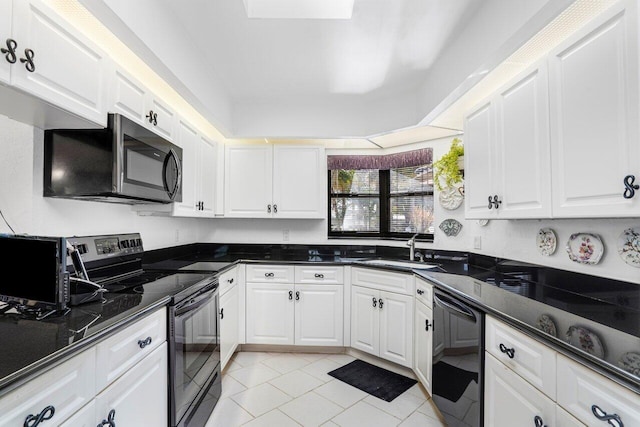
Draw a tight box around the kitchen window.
[328,149,434,240]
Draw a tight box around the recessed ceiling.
[77,0,572,143]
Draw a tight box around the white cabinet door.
[0,347,96,427]
[379,290,413,368]
[549,1,640,217]
[11,0,107,125]
[0,0,12,85]
[294,284,343,346]
[173,119,200,216]
[110,66,147,126]
[433,300,446,357]
[464,101,497,219]
[414,299,433,395]
[496,62,552,218]
[350,286,379,356]
[485,353,557,427]
[272,145,325,218]
[556,406,586,427]
[220,283,239,370]
[59,401,96,427]
[245,282,294,345]
[148,96,175,141]
[225,145,273,218]
[198,136,217,216]
[448,313,480,349]
[95,343,168,427]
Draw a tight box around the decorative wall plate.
[439,219,462,237]
[617,228,640,268]
[566,325,605,358]
[566,233,604,265]
[438,183,464,210]
[536,228,557,256]
[477,219,489,227]
[536,314,557,337]
[618,352,640,376]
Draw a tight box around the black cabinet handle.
[488,195,502,209]
[97,409,116,427]
[499,343,515,359]
[267,204,271,213]
[1,38,17,64]
[378,298,383,309]
[372,297,377,308]
[592,404,624,427]
[20,48,35,72]
[228,278,234,284]
[623,175,638,199]
[265,272,274,278]
[289,290,293,300]
[417,289,424,295]
[24,405,55,427]
[314,273,324,279]
[137,336,152,349]
[425,319,432,331]
[534,415,546,427]
[146,110,157,126]
[273,204,278,213]
[295,291,300,301]
[220,308,224,319]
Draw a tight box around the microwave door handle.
[163,149,182,200]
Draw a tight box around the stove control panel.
[66,233,144,264]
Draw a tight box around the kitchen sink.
[360,259,441,270]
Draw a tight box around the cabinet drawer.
[352,267,414,295]
[96,307,167,391]
[295,265,344,284]
[415,277,433,307]
[486,316,556,399]
[557,354,640,427]
[246,264,294,283]
[219,265,239,295]
[0,347,96,427]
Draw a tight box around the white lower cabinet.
[246,282,343,346]
[94,342,168,427]
[414,298,433,394]
[557,353,640,427]
[220,281,240,370]
[485,353,557,427]
[59,400,97,427]
[0,347,96,427]
[351,285,414,368]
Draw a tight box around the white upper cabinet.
[8,0,108,125]
[225,144,325,219]
[0,0,12,85]
[197,135,217,217]
[549,0,640,217]
[464,61,551,219]
[108,65,176,141]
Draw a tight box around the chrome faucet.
[407,233,419,261]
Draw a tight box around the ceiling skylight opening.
[242,0,355,19]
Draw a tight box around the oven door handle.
[175,291,215,316]
[434,293,477,323]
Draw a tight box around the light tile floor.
[206,352,446,427]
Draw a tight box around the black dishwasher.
[432,289,484,427]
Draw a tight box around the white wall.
[0,115,200,250]
[199,136,640,285]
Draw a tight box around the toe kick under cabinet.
[485,316,640,427]
[245,264,344,346]
[0,307,168,427]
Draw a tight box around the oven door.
[171,288,220,427]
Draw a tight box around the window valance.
[327,148,433,170]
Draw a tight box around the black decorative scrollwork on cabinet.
[97,409,116,427]
[499,343,515,359]
[533,415,546,427]
[1,38,17,64]
[623,175,638,199]
[591,405,624,427]
[487,195,502,210]
[20,48,35,72]
[23,405,55,427]
[146,110,158,126]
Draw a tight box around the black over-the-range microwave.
[44,113,182,204]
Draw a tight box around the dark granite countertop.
[2,241,638,398]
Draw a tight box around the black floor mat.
[432,361,478,403]
[327,359,417,402]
